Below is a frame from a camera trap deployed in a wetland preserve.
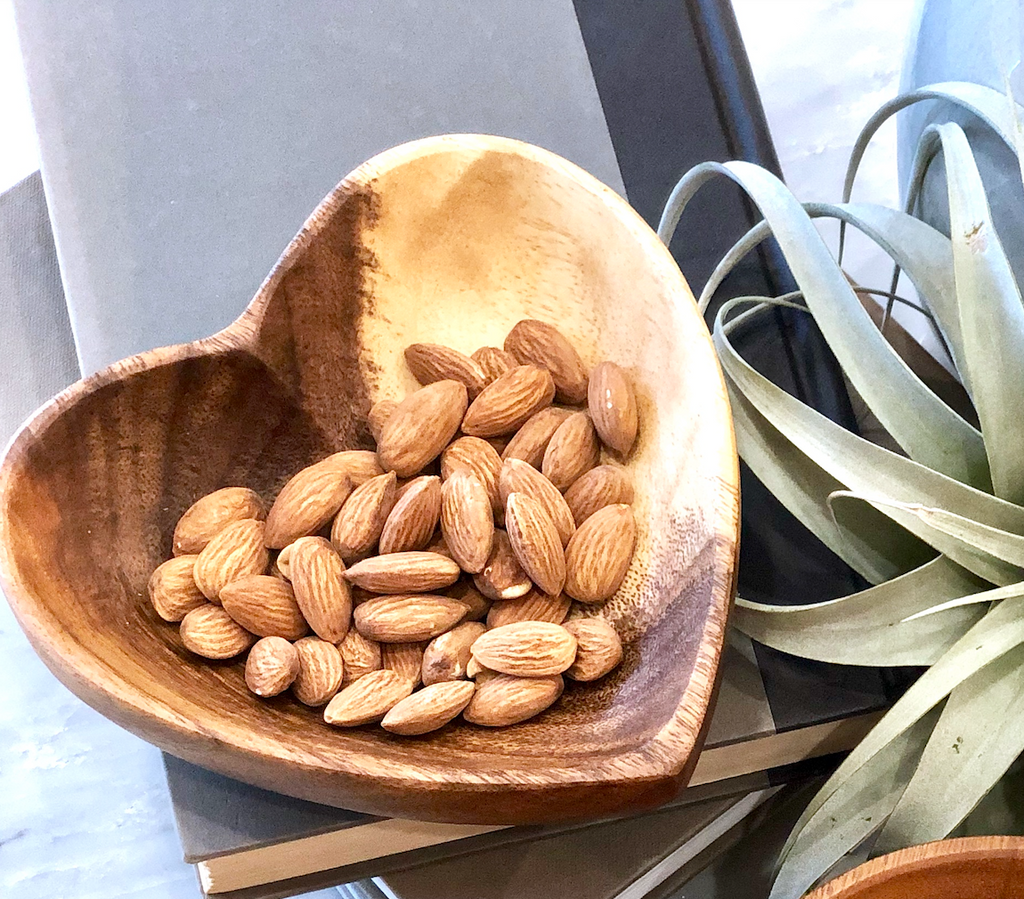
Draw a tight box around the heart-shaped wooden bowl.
[0,135,738,825]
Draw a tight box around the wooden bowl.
[805,837,1024,898]
[0,135,738,824]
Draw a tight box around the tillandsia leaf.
[873,643,1024,855]
[658,162,986,486]
[903,578,1024,622]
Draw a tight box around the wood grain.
[0,135,739,824]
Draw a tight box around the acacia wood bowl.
[0,135,738,825]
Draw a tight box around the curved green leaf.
[903,579,1024,622]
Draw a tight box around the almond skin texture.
[564,504,637,603]
[323,670,414,727]
[501,406,574,469]
[473,530,532,601]
[264,460,353,549]
[462,365,555,437]
[588,361,639,455]
[404,344,487,398]
[339,629,382,684]
[343,552,461,593]
[463,673,564,726]
[563,618,624,681]
[447,581,492,622]
[421,621,487,685]
[220,574,310,640]
[379,476,442,554]
[564,465,634,527]
[504,320,588,404]
[441,436,503,519]
[245,637,300,697]
[470,621,577,677]
[486,589,571,628]
[292,637,345,706]
[368,399,398,445]
[541,411,601,491]
[180,604,256,659]
[505,493,566,596]
[378,380,468,477]
[381,641,427,688]
[382,681,477,735]
[353,594,468,643]
[323,450,387,486]
[441,470,495,574]
[288,537,352,643]
[149,555,206,622]
[471,346,516,384]
[193,519,270,601]
[499,459,575,547]
[330,471,398,563]
[173,487,266,555]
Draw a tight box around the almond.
[463,673,563,726]
[330,471,398,562]
[563,618,623,681]
[425,531,454,560]
[541,411,600,490]
[498,459,575,547]
[275,543,296,579]
[441,437,503,519]
[504,493,566,596]
[486,589,571,628]
[149,555,206,622]
[323,669,414,727]
[339,629,382,684]
[470,621,577,677]
[245,636,300,697]
[447,581,492,622]
[264,460,353,549]
[343,552,461,593]
[462,365,555,437]
[564,504,636,603]
[193,519,270,601]
[421,621,487,685]
[379,475,442,553]
[173,487,266,555]
[220,574,310,640]
[292,636,345,706]
[471,346,516,384]
[588,361,638,455]
[354,594,467,642]
[501,407,573,468]
[404,344,487,398]
[440,470,494,574]
[378,380,468,477]
[368,399,398,444]
[466,656,489,679]
[180,604,256,659]
[323,450,387,486]
[473,530,532,601]
[288,537,352,643]
[504,320,588,404]
[563,465,634,526]
[381,640,427,688]
[382,681,476,735]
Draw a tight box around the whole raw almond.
[288,536,352,643]
[382,640,427,688]
[499,459,575,547]
[379,476,442,554]
[323,669,414,727]
[471,346,516,384]
[463,673,563,727]
[330,471,398,562]
[382,681,476,735]
[564,504,637,603]
[245,636,300,697]
[564,465,634,526]
[292,636,345,706]
[421,621,487,685]
[470,621,577,677]
[149,555,206,622]
[354,594,468,642]
[193,519,270,601]
[220,574,310,640]
[323,450,387,486]
[447,581,492,621]
[504,320,588,404]
[462,365,555,437]
[405,344,487,398]
[441,437,503,519]
[501,406,574,468]
[440,470,495,574]
[505,493,565,596]
[588,361,639,455]
[339,629,382,684]
[343,552,461,593]
[378,380,468,477]
[541,411,600,490]
[180,604,256,659]
[173,487,266,555]
[486,589,571,628]
[473,530,532,601]
[264,460,353,549]
[563,618,624,681]
[368,399,398,444]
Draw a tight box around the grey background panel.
[14,0,624,374]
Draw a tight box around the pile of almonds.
[148,320,639,735]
